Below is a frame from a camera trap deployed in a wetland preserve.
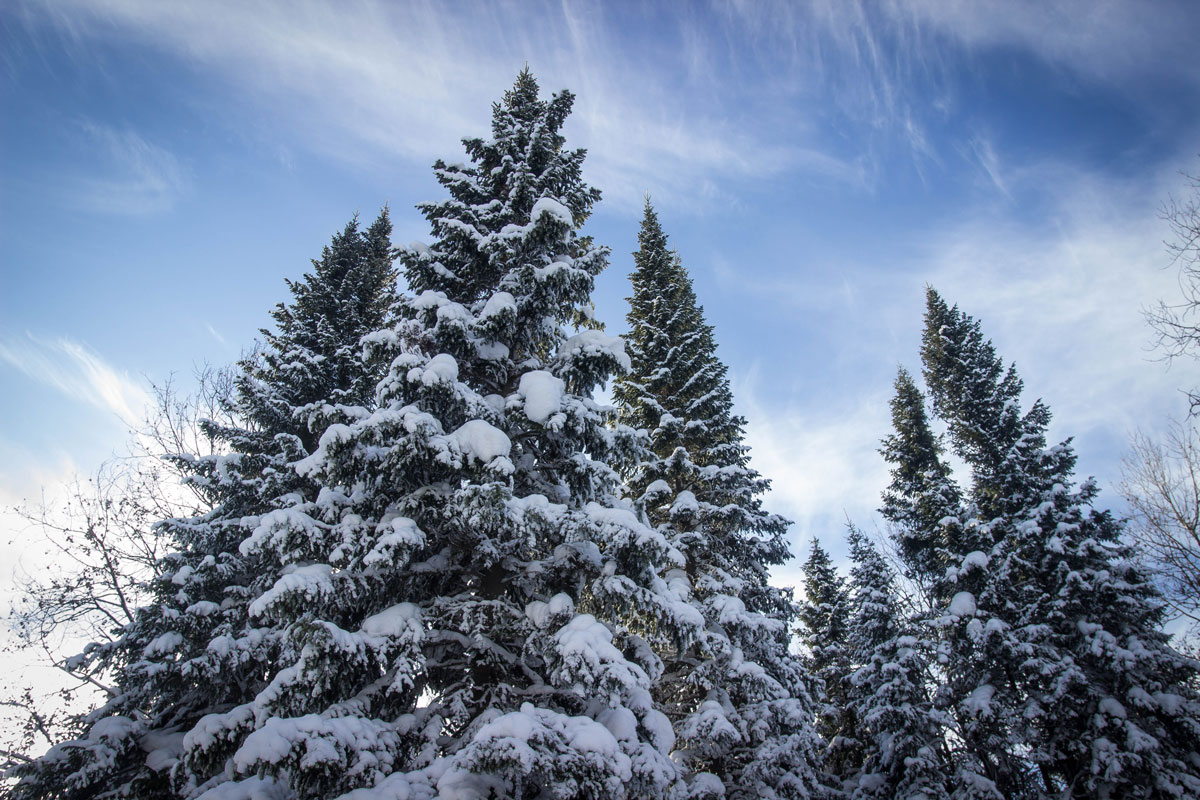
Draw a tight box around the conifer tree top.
[876,286,1200,799]
[612,200,822,798]
[616,199,745,468]
[405,69,603,313]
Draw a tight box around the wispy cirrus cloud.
[54,121,190,215]
[895,0,1200,88]
[16,0,1196,215]
[15,0,866,212]
[721,0,1200,101]
[0,333,151,426]
[720,154,1198,538]
[60,121,189,215]
[713,0,1200,173]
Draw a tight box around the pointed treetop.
[638,197,668,252]
[920,286,1030,467]
[405,69,603,316]
[503,66,541,110]
[920,286,1068,524]
[613,198,819,795]
[802,537,841,595]
[879,364,966,588]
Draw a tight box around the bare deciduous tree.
[1118,160,1200,655]
[1,364,237,769]
[1147,166,1200,412]
[1119,420,1200,637]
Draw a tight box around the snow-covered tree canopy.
[870,287,1200,800]
[13,67,1200,800]
[844,525,950,800]
[797,537,859,784]
[10,71,828,800]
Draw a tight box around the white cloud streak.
[69,121,189,215]
[722,156,1199,557]
[0,333,151,426]
[894,0,1200,88]
[714,0,1200,172]
[21,0,1192,213]
[17,0,865,212]
[204,323,230,351]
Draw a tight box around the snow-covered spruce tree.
[843,524,950,800]
[8,210,400,800]
[612,201,825,799]
[98,70,706,800]
[877,365,999,800]
[917,287,1200,799]
[796,538,859,785]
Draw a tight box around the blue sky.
[3,0,1200,590]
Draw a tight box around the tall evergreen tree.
[612,201,824,799]
[844,525,950,800]
[878,365,1001,800]
[10,210,400,799]
[882,287,1200,799]
[797,538,859,784]
[613,201,791,600]
[94,70,712,800]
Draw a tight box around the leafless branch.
[1119,419,1200,634]
[2,362,238,763]
[1147,165,1200,413]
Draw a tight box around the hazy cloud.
[922,161,1191,447]
[67,121,190,215]
[18,0,864,212]
[0,333,151,425]
[736,368,892,542]
[896,0,1200,87]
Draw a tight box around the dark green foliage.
[201,207,399,509]
[798,537,860,782]
[920,288,1053,524]
[613,201,824,799]
[878,287,1200,800]
[879,367,968,602]
[615,200,790,607]
[10,210,399,799]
